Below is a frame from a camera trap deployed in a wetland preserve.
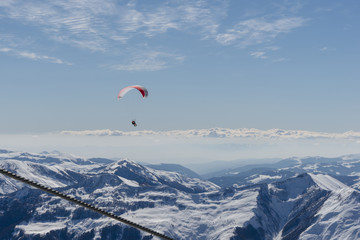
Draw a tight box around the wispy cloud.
[250,51,268,59]
[0,47,72,65]
[60,128,360,140]
[0,0,223,70]
[272,57,287,62]
[116,1,225,38]
[1,0,115,52]
[0,0,223,50]
[107,51,185,72]
[320,46,336,52]
[265,46,280,51]
[320,47,328,51]
[250,46,280,59]
[0,1,308,70]
[0,47,11,53]
[215,17,306,47]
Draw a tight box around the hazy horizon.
[1,127,360,167]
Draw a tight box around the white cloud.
[0,0,223,71]
[0,0,16,9]
[116,1,224,38]
[250,51,267,59]
[215,17,306,47]
[250,46,280,59]
[60,128,360,140]
[320,47,328,51]
[265,46,280,51]
[0,47,72,65]
[0,47,11,52]
[2,128,360,163]
[272,57,287,62]
[1,0,117,51]
[0,0,223,51]
[17,51,69,64]
[108,51,184,72]
[320,46,336,52]
[0,1,307,51]
[0,1,308,70]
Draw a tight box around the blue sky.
[1,0,360,162]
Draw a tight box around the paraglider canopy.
[118,85,148,99]
[117,85,148,127]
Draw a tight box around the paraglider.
[117,85,148,99]
[118,85,148,127]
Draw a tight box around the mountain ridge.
[0,149,359,239]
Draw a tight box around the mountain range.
[0,149,359,239]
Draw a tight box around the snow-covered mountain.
[0,150,95,194]
[145,163,202,179]
[208,156,360,190]
[299,174,360,239]
[0,150,359,239]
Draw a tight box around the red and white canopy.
[117,85,148,99]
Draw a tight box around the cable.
[0,167,174,240]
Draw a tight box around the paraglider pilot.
[132,120,137,127]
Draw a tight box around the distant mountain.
[0,150,359,239]
[207,156,360,189]
[145,163,202,179]
[88,157,115,164]
[203,158,297,179]
[0,149,13,154]
[185,158,281,175]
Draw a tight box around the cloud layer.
[3,127,360,163]
[60,128,360,140]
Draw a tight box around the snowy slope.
[0,150,99,170]
[299,174,360,240]
[123,186,259,240]
[0,150,360,239]
[0,150,101,194]
[103,159,219,193]
[228,173,360,240]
